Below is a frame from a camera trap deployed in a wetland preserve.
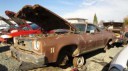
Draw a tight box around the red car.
[0,12,42,44]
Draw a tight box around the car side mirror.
[90,30,95,34]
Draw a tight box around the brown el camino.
[9,4,116,70]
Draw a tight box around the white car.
[109,46,128,71]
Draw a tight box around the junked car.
[5,10,42,35]
[0,16,18,43]
[10,4,116,70]
[0,14,41,44]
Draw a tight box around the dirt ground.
[0,44,125,71]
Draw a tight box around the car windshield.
[73,24,86,31]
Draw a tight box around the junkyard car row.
[103,22,128,44]
[0,4,127,71]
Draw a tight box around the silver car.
[109,46,128,71]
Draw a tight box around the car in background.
[103,22,124,43]
[108,46,128,71]
[103,22,128,44]
[0,11,42,44]
[0,16,18,43]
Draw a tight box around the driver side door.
[86,24,104,49]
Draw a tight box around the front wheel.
[73,56,85,68]
[59,55,69,66]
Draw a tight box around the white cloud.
[81,0,104,6]
[59,1,74,6]
[63,0,128,23]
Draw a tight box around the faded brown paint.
[13,28,115,63]
[42,34,80,62]
[10,4,116,65]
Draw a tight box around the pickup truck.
[10,4,115,70]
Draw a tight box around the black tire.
[56,50,70,67]
[125,32,128,38]
[109,67,120,71]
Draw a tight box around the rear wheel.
[73,56,85,68]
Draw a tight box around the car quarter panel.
[41,34,80,62]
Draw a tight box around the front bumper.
[10,46,46,66]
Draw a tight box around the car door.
[86,24,104,49]
[79,24,97,53]
[93,25,105,48]
[79,33,95,53]
[75,24,95,53]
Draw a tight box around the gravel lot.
[0,44,125,71]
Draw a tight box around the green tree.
[93,13,98,25]
[124,16,128,25]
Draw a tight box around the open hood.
[5,10,32,29]
[5,11,28,26]
[14,4,76,32]
[0,15,13,26]
[0,15,16,29]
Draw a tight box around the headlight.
[1,35,12,38]
[33,40,40,50]
[11,30,18,33]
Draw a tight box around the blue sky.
[0,0,81,17]
[0,0,128,22]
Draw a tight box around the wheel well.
[56,44,77,63]
[105,39,112,47]
[108,39,112,43]
[107,39,112,44]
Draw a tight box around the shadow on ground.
[0,46,10,53]
[0,64,8,71]
[113,42,123,47]
[101,63,110,71]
